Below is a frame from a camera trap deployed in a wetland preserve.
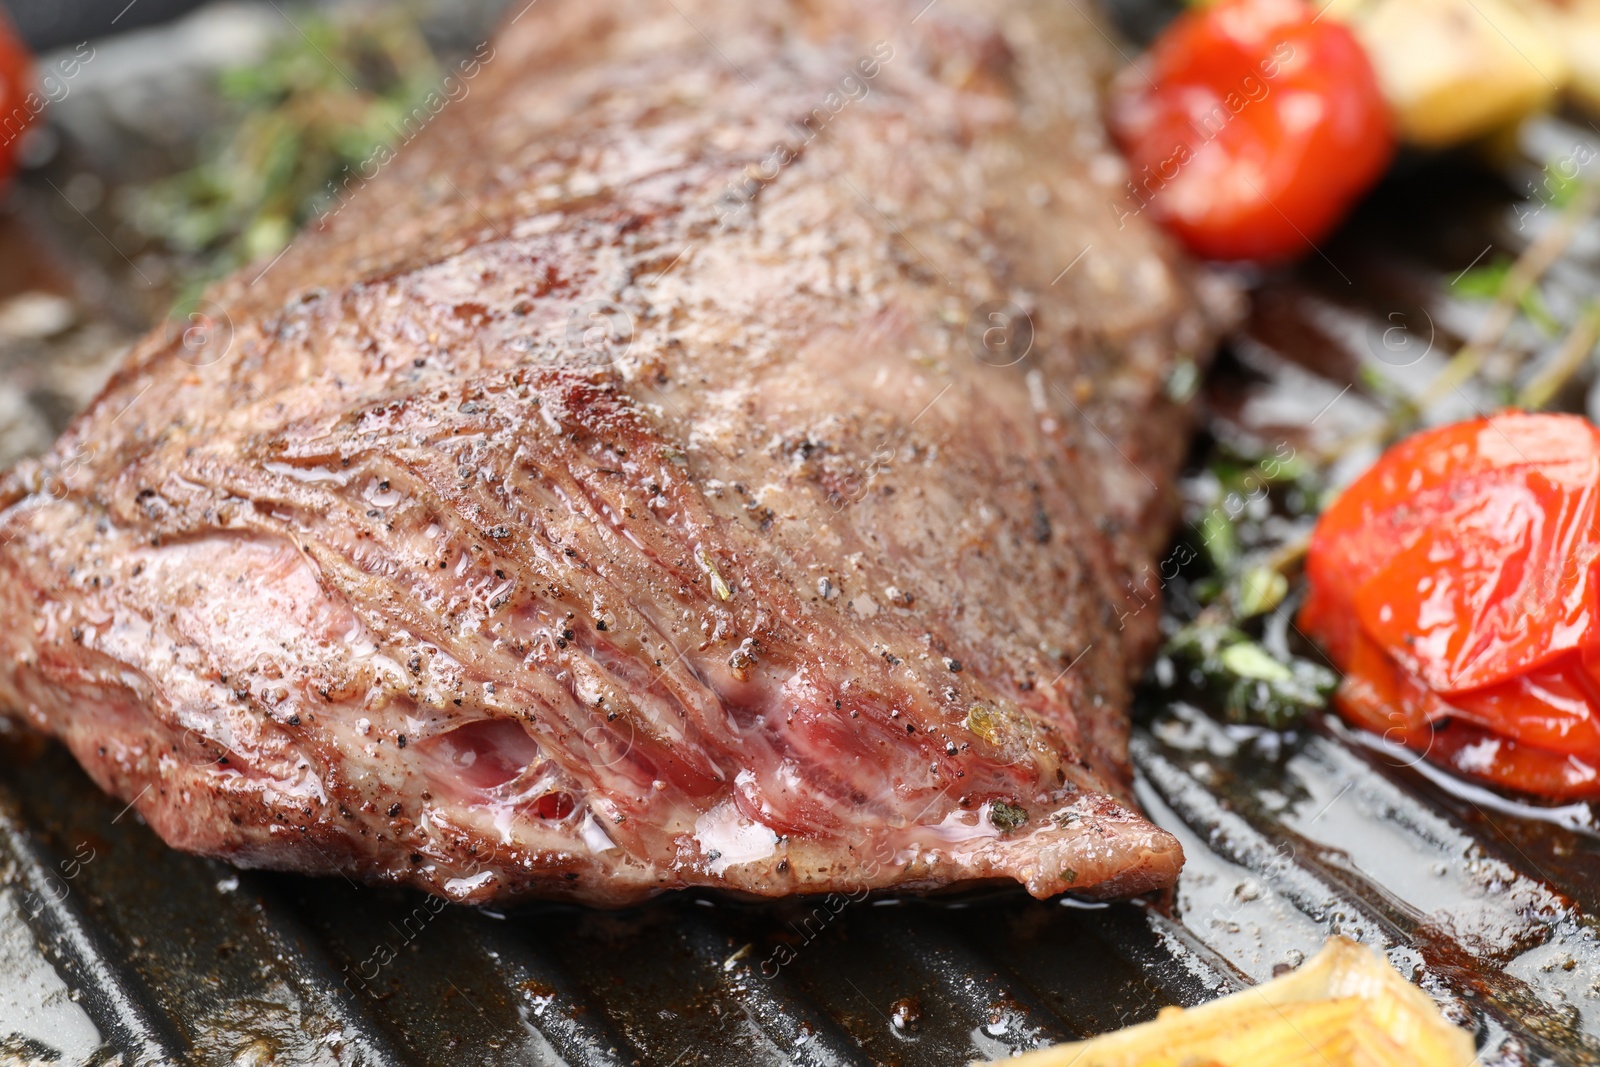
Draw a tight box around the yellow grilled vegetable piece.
[1348,0,1566,147]
[1557,0,1600,115]
[1260,0,1600,144]
[976,937,1475,1067]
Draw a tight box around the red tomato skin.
[0,13,32,186]
[1108,0,1394,262]
[1301,412,1600,800]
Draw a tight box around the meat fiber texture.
[0,0,1233,905]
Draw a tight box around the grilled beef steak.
[0,0,1229,904]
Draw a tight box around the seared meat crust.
[0,0,1227,904]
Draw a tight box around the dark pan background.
[2,1,1599,1064]
[1,0,209,51]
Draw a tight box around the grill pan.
[3,1,1600,1064]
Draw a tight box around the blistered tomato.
[1301,412,1600,799]
[0,12,31,186]
[1108,0,1394,262]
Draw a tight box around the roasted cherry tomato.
[0,12,31,186]
[1301,412,1600,799]
[1108,0,1395,262]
